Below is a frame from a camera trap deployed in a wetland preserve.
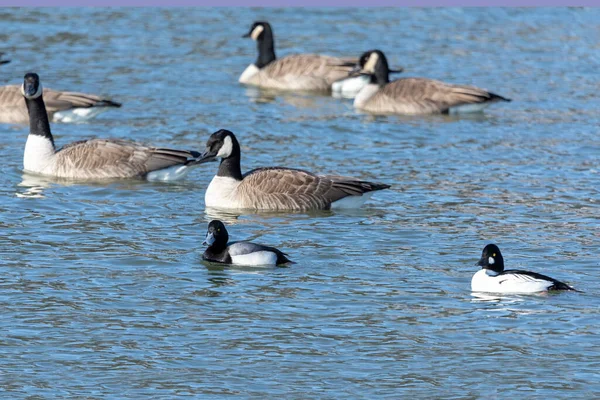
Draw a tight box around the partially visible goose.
[21,72,202,181]
[1,73,121,124]
[196,129,391,211]
[239,21,402,96]
[471,244,579,294]
[351,49,511,115]
[202,220,293,266]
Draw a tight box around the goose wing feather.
[369,78,507,114]
[55,139,198,179]
[0,85,120,124]
[260,54,357,89]
[43,89,122,111]
[237,167,388,210]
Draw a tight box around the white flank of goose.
[21,72,202,181]
[195,129,391,211]
[351,49,511,115]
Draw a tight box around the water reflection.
[204,206,334,224]
[243,86,349,110]
[470,291,527,303]
[16,173,58,198]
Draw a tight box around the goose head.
[197,129,241,163]
[21,72,43,99]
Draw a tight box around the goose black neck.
[216,136,243,181]
[371,66,390,86]
[25,95,55,147]
[255,27,276,68]
[371,54,391,86]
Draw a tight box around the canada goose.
[350,50,511,115]
[21,72,202,181]
[202,220,293,266]
[0,74,121,124]
[195,129,391,211]
[240,21,402,95]
[472,244,579,294]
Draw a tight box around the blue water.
[0,7,599,398]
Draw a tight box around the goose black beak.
[348,64,370,78]
[333,61,357,68]
[389,67,404,74]
[23,80,37,97]
[196,150,218,164]
[242,32,251,38]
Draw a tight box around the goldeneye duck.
[202,220,293,266]
[471,244,578,294]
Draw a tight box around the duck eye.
[493,253,496,257]
[217,228,220,232]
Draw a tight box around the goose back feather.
[50,139,200,180]
[0,84,121,124]
[21,72,200,181]
[357,77,509,115]
[244,54,358,91]
[199,130,391,211]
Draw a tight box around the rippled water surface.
[0,7,599,398]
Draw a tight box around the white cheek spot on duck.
[217,135,233,158]
[488,257,495,265]
[251,25,264,40]
[363,52,379,74]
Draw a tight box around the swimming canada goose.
[240,21,402,95]
[350,49,511,115]
[202,220,293,266]
[471,244,579,294]
[0,74,121,124]
[21,72,202,181]
[196,129,391,211]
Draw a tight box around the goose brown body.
[352,50,510,115]
[198,129,391,211]
[21,72,200,181]
[356,77,509,115]
[242,54,358,91]
[44,139,200,180]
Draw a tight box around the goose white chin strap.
[21,83,43,99]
